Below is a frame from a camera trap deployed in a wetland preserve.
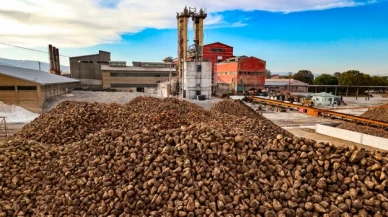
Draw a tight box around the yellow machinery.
[301,98,313,107]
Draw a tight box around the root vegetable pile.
[1,97,388,216]
[360,104,388,122]
[338,104,388,139]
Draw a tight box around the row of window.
[216,72,238,75]
[110,72,169,77]
[0,86,37,91]
[210,48,225,52]
[111,84,158,88]
[239,72,265,75]
[215,72,265,75]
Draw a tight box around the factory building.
[202,42,234,83]
[0,65,79,113]
[69,50,110,86]
[214,56,266,93]
[102,61,176,93]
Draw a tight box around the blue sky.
[1,0,388,75]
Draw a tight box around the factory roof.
[265,79,308,86]
[69,50,110,59]
[265,81,289,86]
[291,92,337,97]
[101,65,176,72]
[204,42,233,48]
[0,65,79,85]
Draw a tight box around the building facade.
[202,42,234,83]
[69,50,110,86]
[214,56,266,93]
[0,65,79,113]
[183,62,212,100]
[102,61,176,93]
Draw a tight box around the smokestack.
[56,48,61,75]
[48,44,55,74]
[52,46,57,74]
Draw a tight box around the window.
[196,64,202,72]
[17,86,37,90]
[155,74,161,77]
[0,86,15,90]
[210,48,225,52]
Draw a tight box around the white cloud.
[0,0,376,48]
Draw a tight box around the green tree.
[313,74,338,85]
[371,76,388,86]
[293,70,314,84]
[338,70,368,85]
[266,69,272,78]
[334,72,341,79]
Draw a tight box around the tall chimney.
[48,44,54,74]
[56,48,61,75]
[52,46,57,74]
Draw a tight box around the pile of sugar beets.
[0,97,388,217]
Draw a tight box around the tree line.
[267,70,388,86]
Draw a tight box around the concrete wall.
[316,124,388,150]
[183,62,212,100]
[157,82,171,97]
[214,62,238,84]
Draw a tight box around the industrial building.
[214,56,266,93]
[0,65,79,113]
[201,42,234,83]
[102,61,176,93]
[183,62,212,99]
[265,79,309,92]
[69,50,110,86]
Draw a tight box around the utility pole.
[169,62,172,97]
[288,72,292,93]
[38,62,41,71]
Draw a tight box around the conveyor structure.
[249,96,388,130]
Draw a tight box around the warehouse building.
[214,56,266,94]
[102,61,176,93]
[69,50,110,86]
[0,65,79,113]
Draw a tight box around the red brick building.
[214,56,266,93]
[202,42,234,83]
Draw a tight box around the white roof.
[0,65,79,85]
[314,92,336,97]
